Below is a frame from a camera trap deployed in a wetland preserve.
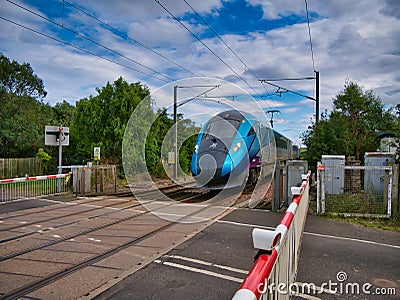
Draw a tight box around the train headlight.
[232,142,242,152]
[194,144,199,153]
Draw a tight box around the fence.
[0,158,42,179]
[0,174,71,202]
[232,172,311,300]
[73,165,117,195]
[317,164,395,217]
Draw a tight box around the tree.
[302,81,398,170]
[332,81,390,159]
[0,53,46,99]
[0,53,52,157]
[71,77,151,163]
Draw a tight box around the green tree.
[71,77,150,163]
[0,53,52,157]
[52,100,75,127]
[302,81,397,170]
[0,53,46,99]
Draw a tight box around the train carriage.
[191,110,293,189]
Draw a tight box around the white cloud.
[1,0,399,145]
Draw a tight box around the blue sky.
[1,0,399,146]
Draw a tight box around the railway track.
[0,184,201,244]
[0,183,236,299]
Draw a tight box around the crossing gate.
[232,172,311,300]
[0,174,71,202]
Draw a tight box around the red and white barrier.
[0,173,71,202]
[233,172,311,300]
[0,173,69,184]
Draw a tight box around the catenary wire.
[0,16,170,83]
[63,0,200,78]
[6,0,174,82]
[154,0,274,106]
[182,0,275,106]
[305,0,316,72]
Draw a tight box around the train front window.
[204,119,240,140]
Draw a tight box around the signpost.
[45,126,69,191]
[94,147,101,162]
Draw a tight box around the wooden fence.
[0,158,42,179]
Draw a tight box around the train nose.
[195,154,217,187]
[194,151,231,188]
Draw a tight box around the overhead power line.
[155,0,272,103]
[6,0,173,82]
[63,0,200,78]
[305,0,316,72]
[182,0,275,102]
[0,16,170,83]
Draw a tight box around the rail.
[232,172,311,300]
[0,173,71,202]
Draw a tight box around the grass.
[323,213,400,232]
[324,192,388,215]
[309,187,399,232]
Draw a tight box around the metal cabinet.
[322,155,345,195]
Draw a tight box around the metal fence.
[0,158,42,179]
[0,174,71,202]
[232,172,310,300]
[317,165,393,217]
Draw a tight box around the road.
[96,209,400,300]
[0,197,398,299]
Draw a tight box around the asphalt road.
[95,209,400,300]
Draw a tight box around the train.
[191,109,295,189]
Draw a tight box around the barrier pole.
[232,172,311,300]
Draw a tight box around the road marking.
[154,258,244,283]
[217,220,400,249]
[302,231,400,250]
[165,255,248,274]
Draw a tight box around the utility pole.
[260,73,320,124]
[266,110,280,128]
[172,84,221,180]
[173,85,178,180]
[315,70,320,123]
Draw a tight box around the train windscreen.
[204,119,240,140]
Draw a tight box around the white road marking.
[154,256,330,300]
[217,220,400,249]
[52,234,61,238]
[165,255,248,274]
[154,259,244,283]
[88,237,102,242]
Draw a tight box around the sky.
[1,0,399,146]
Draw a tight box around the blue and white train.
[191,110,294,189]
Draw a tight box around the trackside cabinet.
[322,155,345,195]
[286,160,308,205]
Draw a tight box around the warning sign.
[94,147,101,160]
[168,151,175,164]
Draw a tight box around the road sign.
[168,151,175,164]
[94,147,101,160]
[45,126,69,146]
